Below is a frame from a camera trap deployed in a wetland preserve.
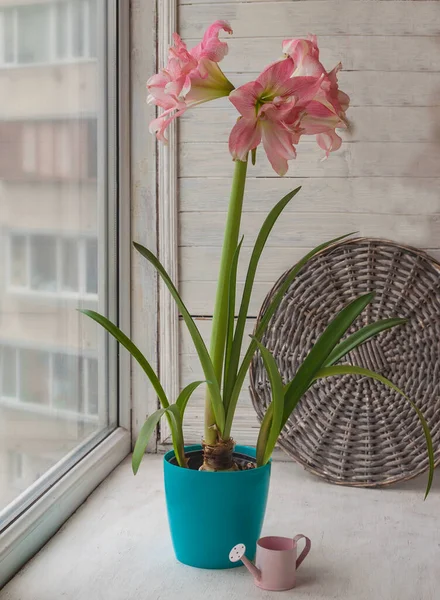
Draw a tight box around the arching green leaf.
[314,365,434,499]
[133,242,225,434]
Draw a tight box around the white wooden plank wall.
[175,0,440,446]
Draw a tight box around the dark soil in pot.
[168,448,257,470]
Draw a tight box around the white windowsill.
[1,454,439,599]
[0,428,130,588]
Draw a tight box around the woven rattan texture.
[250,238,440,487]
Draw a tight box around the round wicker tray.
[250,238,440,487]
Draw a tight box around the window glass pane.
[87,358,98,415]
[3,9,15,63]
[55,2,69,60]
[88,0,97,58]
[39,124,54,177]
[52,353,80,411]
[87,119,98,178]
[30,236,57,291]
[71,0,86,58]
[20,349,50,405]
[7,450,23,484]
[85,238,98,294]
[1,347,17,398]
[55,123,71,177]
[17,5,50,64]
[10,234,27,287]
[0,0,113,524]
[61,238,79,292]
[22,124,37,173]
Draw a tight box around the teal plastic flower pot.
[164,444,271,569]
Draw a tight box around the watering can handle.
[293,534,311,569]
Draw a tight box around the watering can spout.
[229,544,262,581]
[241,555,262,580]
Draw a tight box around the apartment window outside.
[0,344,98,418]
[7,233,99,298]
[0,0,119,536]
[0,0,97,66]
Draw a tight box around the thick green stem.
[204,158,248,443]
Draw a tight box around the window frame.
[0,0,132,586]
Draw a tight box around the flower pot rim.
[164,444,271,474]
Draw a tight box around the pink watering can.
[229,534,311,592]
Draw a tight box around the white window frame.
[130,0,159,448]
[6,230,99,301]
[129,0,179,449]
[0,0,97,68]
[157,0,179,447]
[0,0,132,586]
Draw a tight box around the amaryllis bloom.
[228,60,323,176]
[283,35,350,158]
[282,35,324,78]
[148,21,234,142]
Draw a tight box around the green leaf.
[252,339,285,465]
[224,187,301,410]
[313,365,435,499]
[79,309,169,409]
[324,318,407,367]
[282,292,374,426]
[132,404,188,474]
[176,381,207,417]
[133,242,225,434]
[165,404,187,468]
[132,408,166,474]
[79,309,189,472]
[223,238,243,401]
[256,403,273,467]
[223,232,357,438]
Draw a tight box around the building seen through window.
[0,0,106,514]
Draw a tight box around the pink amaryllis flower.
[228,35,350,173]
[228,60,323,176]
[148,21,234,142]
[283,35,350,158]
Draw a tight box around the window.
[0,118,97,181]
[0,344,98,418]
[16,4,51,64]
[31,236,57,291]
[0,0,97,66]
[1,347,17,398]
[0,0,121,563]
[7,233,98,298]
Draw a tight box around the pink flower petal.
[229,81,264,118]
[257,59,296,92]
[316,130,342,158]
[191,20,232,63]
[300,100,342,134]
[258,104,298,176]
[256,59,324,106]
[282,35,324,78]
[147,21,234,141]
[229,117,262,161]
[261,126,296,176]
[149,107,187,143]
